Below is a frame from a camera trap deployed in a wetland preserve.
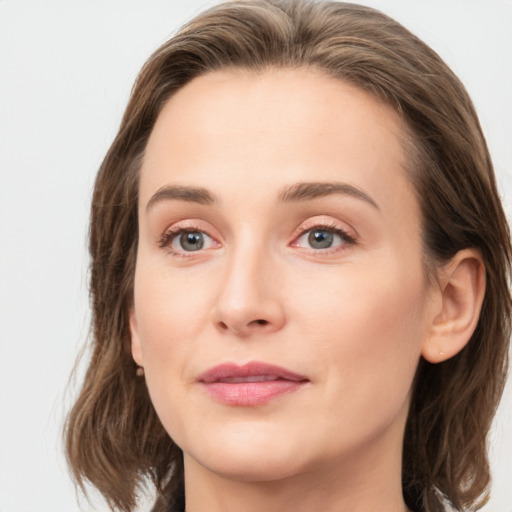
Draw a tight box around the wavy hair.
[65,2,511,511]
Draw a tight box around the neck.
[184,465,407,512]
[183,416,409,512]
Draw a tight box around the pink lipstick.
[198,362,309,406]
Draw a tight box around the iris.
[308,229,334,249]
[180,232,204,251]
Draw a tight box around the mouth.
[197,362,309,406]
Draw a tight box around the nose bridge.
[212,231,284,335]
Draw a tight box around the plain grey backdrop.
[1,1,511,511]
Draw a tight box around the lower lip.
[202,380,306,406]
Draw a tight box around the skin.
[130,68,484,512]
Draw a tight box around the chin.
[181,422,315,482]
[199,451,307,483]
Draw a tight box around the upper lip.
[198,362,309,384]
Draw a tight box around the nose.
[211,245,286,337]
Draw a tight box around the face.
[130,68,436,483]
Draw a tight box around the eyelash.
[292,222,357,254]
[158,226,216,258]
[158,222,357,258]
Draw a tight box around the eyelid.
[289,217,358,253]
[158,219,222,255]
[291,216,357,242]
[157,216,357,257]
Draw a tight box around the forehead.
[140,67,415,215]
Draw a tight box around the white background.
[0,1,511,511]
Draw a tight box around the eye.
[306,229,336,249]
[294,225,355,251]
[174,231,206,251]
[160,228,217,254]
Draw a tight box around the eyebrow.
[278,181,379,210]
[145,181,379,212]
[146,185,216,211]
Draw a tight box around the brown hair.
[64,2,511,511]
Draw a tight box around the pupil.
[308,230,333,249]
[180,232,204,251]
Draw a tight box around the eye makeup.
[157,215,358,260]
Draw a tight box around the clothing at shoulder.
[158,504,427,512]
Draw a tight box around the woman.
[64,1,511,512]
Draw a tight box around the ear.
[129,307,143,366]
[422,249,486,363]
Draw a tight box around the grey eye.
[178,231,205,251]
[308,229,335,249]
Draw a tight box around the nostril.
[255,319,268,326]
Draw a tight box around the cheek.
[297,256,427,405]
[133,262,215,358]
[300,259,424,338]
[132,264,210,435]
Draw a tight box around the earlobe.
[129,307,143,366]
[421,249,486,364]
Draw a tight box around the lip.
[197,362,309,406]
